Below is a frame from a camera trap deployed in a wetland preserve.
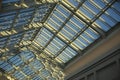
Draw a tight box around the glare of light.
[14,3,28,8]
[14,3,21,8]
[7,76,14,80]
[21,3,29,8]
[34,0,41,4]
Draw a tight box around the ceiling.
[0,0,120,80]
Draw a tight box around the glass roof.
[0,2,55,54]
[34,0,120,64]
[0,0,120,80]
[0,50,64,80]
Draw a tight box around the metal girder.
[43,14,73,51]
[29,1,88,66]
[60,0,116,37]
[0,0,58,13]
[0,26,37,38]
[30,3,57,41]
[31,0,87,62]
[31,23,78,67]
[31,0,117,67]
[43,22,78,55]
[41,3,57,23]
[57,0,117,66]
[53,0,87,58]
[0,28,37,56]
[28,43,65,68]
[31,27,42,41]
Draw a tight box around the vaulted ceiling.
[0,0,120,80]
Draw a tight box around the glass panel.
[0,62,14,72]
[20,51,35,62]
[56,52,70,63]
[29,59,44,70]
[32,4,52,22]
[20,8,34,13]
[45,37,65,55]
[93,19,111,31]
[46,4,71,31]
[70,16,86,29]
[0,15,15,21]
[58,25,76,41]
[100,13,117,26]
[56,46,77,63]
[8,55,24,67]
[53,10,66,21]
[13,71,25,80]
[85,27,100,39]
[66,21,80,33]
[23,30,35,41]
[19,12,33,17]
[2,0,20,4]
[0,11,16,31]
[35,28,53,47]
[71,27,100,50]
[112,2,120,13]
[40,69,51,77]
[32,75,43,80]
[56,5,71,17]
[48,77,56,80]
[16,17,31,23]
[67,0,80,8]
[0,37,7,48]
[51,15,63,26]
[62,0,84,9]
[84,1,100,14]
[0,11,16,17]
[47,19,61,31]
[93,1,120,32]
[22,65,35,76]
[89,0,107,9]
[57,15,86,41]
[80,32,94,44]
[78,6,95,20]
[105,8,120,22]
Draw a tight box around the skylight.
[0,3,54,54]
[34,0,120,65]
[0,0,120,80]
[0,50,64,80]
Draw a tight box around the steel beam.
[60,0,116,37]
[0,1,56,13]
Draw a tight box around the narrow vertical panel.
[79,77,85,80]
[87,73,94,80]
[0,0,2,11]
[118,59,120,79]
[96,62,118,80]
[119,59,120,65]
